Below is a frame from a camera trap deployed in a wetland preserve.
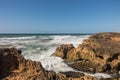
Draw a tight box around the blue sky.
[0,0,120,33]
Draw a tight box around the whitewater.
[0,34,111,78]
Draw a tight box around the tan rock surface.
[53,32,120,73]
[53,44,74,59]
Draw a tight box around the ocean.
[0,33,112,78]
[0,34,90,72]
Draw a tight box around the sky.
[0,0,120,33]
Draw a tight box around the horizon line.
[0,32,93,35]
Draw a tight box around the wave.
[0,36,36,40]
[50,35,72,40]
[49,35,90,47]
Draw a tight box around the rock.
[0,48,22,79]
[68,60,96,74]
[0,48,47,80]
[53,44,74,59]
[60,71,84,78]
[102,77,120,80]
[53,32,120,73]
[68,75,99,80]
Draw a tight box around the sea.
[0,33,111,78]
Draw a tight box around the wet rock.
[60,71,84,78]
[68,60,96,74]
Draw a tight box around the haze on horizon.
[0,0,120,33]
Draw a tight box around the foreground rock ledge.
[53,32,120,75]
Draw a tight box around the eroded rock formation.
[53,32,120,74]
[52,44,74,59]
[0,48,47,80]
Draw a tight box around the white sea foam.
[0,35,90,72]
[0,36,36,40]
[4,35,89,72]
[83,72,112,79]
[41,56,76,73]
[50,35,89,47]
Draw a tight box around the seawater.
[0,34,89,71]
[0,34,112,78]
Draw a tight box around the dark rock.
[60,71,84,78]
[68,60,96,74]
[0,48,47,80]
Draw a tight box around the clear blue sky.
[0,0,120,33]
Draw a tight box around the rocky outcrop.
[53,44,75,59]
[53,32,120,74]
[0,48,99,80]
[0,48,47,80]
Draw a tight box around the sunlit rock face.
[53,32,120,74]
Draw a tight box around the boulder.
[0,48,47,80]
[53,44,74,59]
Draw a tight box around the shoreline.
[0,32,120,80]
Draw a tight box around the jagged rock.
[102,77,120,80]
[0,48,47,80]
[60,71,84,78]
[68,75,99,80]
[53,44,74,59]
[53,32,120,73]
[0,48,23,79]
[68,60,96,74]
